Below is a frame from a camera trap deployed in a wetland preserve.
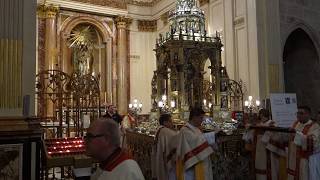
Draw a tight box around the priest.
[85,118,145,180]
[287,106,320,180]
[171,107,216,180]
[151,113,177,180]
[253,109,277,180]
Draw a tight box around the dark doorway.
[283,28,320,116]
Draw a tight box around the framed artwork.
[0,144,23,180]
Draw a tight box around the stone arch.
[60,16,113,42]
[59,15,114,103]
[283,28,320,116]
[282,21,320,61]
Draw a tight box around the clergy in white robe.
[265,132,288,180]
[287,106,320,180]
[120,112,136,148]
[85,118,145,180]
[170,107,216,180]
[243,109,279,180]
[254,109,276,180]
[151,113,177,180]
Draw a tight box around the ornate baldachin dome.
[169,0,206,37]
[156,0,216,46]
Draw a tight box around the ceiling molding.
[45,0,128,16]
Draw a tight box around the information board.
[270,93,298,127]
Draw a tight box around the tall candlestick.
[104,91,107,104]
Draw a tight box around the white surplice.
[170,123,215,180]
[151,125,177,180]
[90,149,145,180]
[287,120,320,180]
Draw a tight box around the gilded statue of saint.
[69,25,95,75]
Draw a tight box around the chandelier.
[157,0,217,45]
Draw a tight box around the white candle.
[158,101,164,107]
[256,100,260,107]
[170,100,175,108]
[244,101,249,107]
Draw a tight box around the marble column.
[37,4,59,117]
[46,6,58,70]
[115,17,131,115]
[38,4,59,70]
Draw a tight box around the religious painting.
[0,144,23,180]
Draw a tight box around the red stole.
[100,148,132,171]
[287,120,315,180]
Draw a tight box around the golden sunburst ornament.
[69,25,95,52]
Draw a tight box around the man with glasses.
[85,118,145,180]
[287,106,320,180]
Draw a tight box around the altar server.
[151,113,177,180]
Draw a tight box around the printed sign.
[270,93,298,127]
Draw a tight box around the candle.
[256,100,260,107]
[104,92,107,104]
[170,100,175,108]
[244,101,249,107]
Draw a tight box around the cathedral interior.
[1,0,320,179]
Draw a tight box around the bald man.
[85,118,145,180]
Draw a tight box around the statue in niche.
[69,25,96,75]
[221,96,228,109]
[151,71,158,95]
[171,69,178,91]
[220,80,228,92]
[73,47,94,75]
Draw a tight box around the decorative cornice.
[37,4,59,18]
[138,20,157,32]
[115,16,133,24]
[127,0,162,7]
[45,0,128,16]
[69,0,127,9]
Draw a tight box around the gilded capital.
[115,16,132,28]
[37,4,59,18]
[138,20,157,32]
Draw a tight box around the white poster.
[270,93,298,127]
